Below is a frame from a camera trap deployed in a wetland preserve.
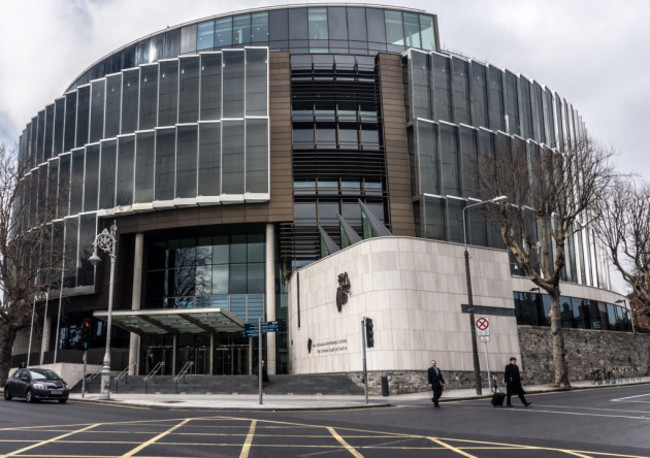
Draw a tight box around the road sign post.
[476,317,492,392]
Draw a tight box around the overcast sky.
[1,0,648,182]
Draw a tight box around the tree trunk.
[0,324,18,387]
[548,291,571,388]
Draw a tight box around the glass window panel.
[338,129,358,149]
[347,7,367,41]
[361,128,379,150]
[268,8,289,46]
[440,123,459,196]
[176,125,197,198]
[105,74,121,138]
[223,51,244,119]
[246,48,268,116]
[385,10,404,46]
[77,213,96,287]
[99,140,116,209]
[180,24,197,54]
[247,233,265,263]
[53,98,64,154]
[121,69,139,134]
[135,131,155,203]
[505,70,520,135]
[251,12,268,43]
[116,135,135,206]
[294,201,316,222]
[247,264,264,293]
[288,8,308,40]
[158,60,178,127]
[197,21,214,51]
[232,14,251,45]
[222,120,244,194]
[63,217,78,288]
[200,53,222,120]
[198,123,220,196]
[246,119,268,194]
[366,8,386,44]
[211,264,228,294]
[36,110,44,163]
[432,54,451,121]
[148,35,163,63]
[139,65,158,130]
[531,82,543,142]
[327,7,348,40]
[417,120,437,194]
[163,29,180,59]
[214,17,232,48]
[544,89,555,147]
[316,128,336,148]
[308,7,328,40]
[75,86,90,147]
[90,79,105,143]
[488,67,505,131]
[419,15,436,51]
[155,128,176,201]
[179,56,199,123]
[520,78,533,139]
[446,198,464,243]
[411,51,430,119]
[403,12,421,48]
[44,104,54,160]
[247,295,264,321]
[64,92,77,152]
[194,265,212,296]
[83,145,99,212]
[317,200,338,225]
[471,62,488,128]
[70,148,84,214]
[230,234,246,263]
[174,267,196,298]
[58,154,70,217]
[451,58,470,124]
[466,204,487,246]
[213,235,229,264]
[229,294,247,318]
[459,126,477,197]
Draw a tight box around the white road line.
[612,393,650,402]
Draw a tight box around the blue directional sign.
[242,321,279,338]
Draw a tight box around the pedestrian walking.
[427,360,445,408]
[504,357,531,407]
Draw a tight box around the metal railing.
[144,362,165,394]
[174,361,194,393]
[86,368,102,382]
[113,362,137,394]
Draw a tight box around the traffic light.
[81,318,91,350]
[365,318,374,348]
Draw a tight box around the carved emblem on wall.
[336,272,351,312]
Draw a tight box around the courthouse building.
[14,4,631,382]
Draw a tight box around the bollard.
[381,373,389,396]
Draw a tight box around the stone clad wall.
[518,326,650,384]
[344,327,650,395]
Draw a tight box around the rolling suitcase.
[491,391,505,407]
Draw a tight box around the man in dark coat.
[504,357,531,407]
[427,360,445,408]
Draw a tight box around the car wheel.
[58,398,67,404]
[4,390,11,401]
[25,389,35,403]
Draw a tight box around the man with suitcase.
[504,357,531,407]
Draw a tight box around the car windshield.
[29,369,61,380]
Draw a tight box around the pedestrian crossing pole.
[362,318,368,404]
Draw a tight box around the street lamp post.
[462,196,507,395]
[89,221,118,400]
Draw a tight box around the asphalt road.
[1,384,649,457]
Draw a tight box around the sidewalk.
[67,376,650,411]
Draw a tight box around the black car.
[4,368,69,403]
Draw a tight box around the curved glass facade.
[66,5,437,91]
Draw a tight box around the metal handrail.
[174,361,194,384]
[144,361,165,394]
[86,368,102,382]
[116,362,138,383]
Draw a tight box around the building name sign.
[313,339,348,354]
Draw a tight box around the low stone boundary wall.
[518,326,650,385]
[342,327,650,395]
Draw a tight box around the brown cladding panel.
[378,54,415,237]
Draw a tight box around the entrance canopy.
[93,308,245,335]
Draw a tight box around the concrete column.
[172,334,177,376]
[128,233,144,375]
[265,223,276,375]
[40,315,52,365]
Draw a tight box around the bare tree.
[595,178,650,316]
[0,144,64,386]
[480,136,615,388]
